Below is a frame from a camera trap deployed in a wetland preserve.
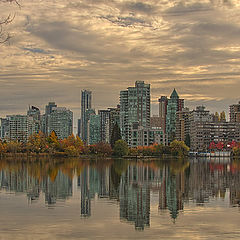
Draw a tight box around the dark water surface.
[0,157,240,239]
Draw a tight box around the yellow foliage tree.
[61,134,84,156]
[220,111,226,122]
[27,131,47,153]
[0,141,6,155]
[170,140,189,156]
[47,131,60,153]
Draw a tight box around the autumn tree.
[61,134,84,156]
[170,140,189,156]
[233,146,240,156]
[153,144,165,156]
[47,131,60,153]
[214,112,220,122]
[27,131,47,153]
[5,141,22,153]
[0,140,6,155]
[220,111,226,122]
[94,142,112,156]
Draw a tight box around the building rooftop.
[170,88,179,99]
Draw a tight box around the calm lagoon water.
[0,157,240,239]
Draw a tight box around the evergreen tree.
[113,140,128,157]
[184,134,191,148]
[110,123,122,148]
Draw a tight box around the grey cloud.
[27,19,153,65]
[22,47,48,54]
[101,15,147,27]
[123,2,155,14]
[191,22,240,43]
[1,0,240,121]
[165,2,213,16]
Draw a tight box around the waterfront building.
[188,106,214,151]
[98,106,120,144]
[120,81,150,146]
[77,119,81,137]
[6,115,28,142]
[41,102,57,135]
[108,105,120,141]
[98,109,110,143]
[45,102,57,115]
[48,107,73,139]
[187,105,240,151]
[166,89,184,141]
[230,101,240,122]
[81,90,92,142]
[27,106,41,137]
[190,121,240,152]
[158,96,168,133]
[0,118,9,140]
[120,90,129,144]
[176,108,190,142]
[189,106,213,123]
[88,114,101,145]
[130,125,168,147]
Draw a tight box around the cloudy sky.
[1,0,240,127]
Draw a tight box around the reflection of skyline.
[0,159,240,230]
[120,165,150,230]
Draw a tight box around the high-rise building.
[189,106,213,123]
[45,102,57,115]
[81,90,92,142]
[97,106,120,144]
[98,109,110,143]
[42,102,57,135]
[77,119,81,137]
[108,105,120,141]
[150,115,161,128]
[27,106,41,137]
[120,90,129,144]
[120,81,150,146]
[166,89,184,141]
[0,118,9,140]
[48,107,73,139]
[158,96,168,133]
[6,115,28,142]
[176,108,190,142]
[88,114,101,145]
[230,101,240,122]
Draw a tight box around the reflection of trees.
[1,158,240,228]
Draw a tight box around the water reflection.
[0,157,240,230]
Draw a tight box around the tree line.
[0,131,190,158]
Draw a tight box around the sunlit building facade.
[120,81,150,146]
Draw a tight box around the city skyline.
[0,87,238,135]
[1,0,240,121]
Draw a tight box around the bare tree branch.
[0,0,20,44]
